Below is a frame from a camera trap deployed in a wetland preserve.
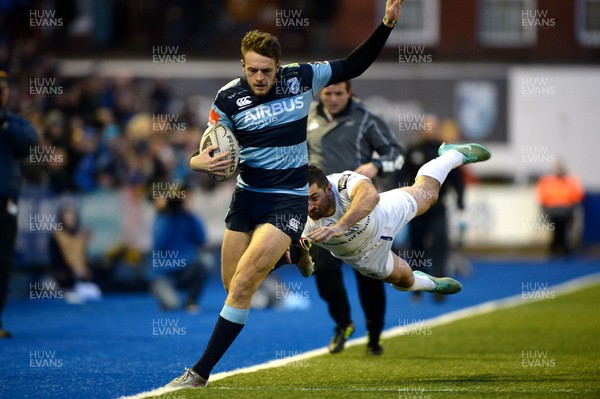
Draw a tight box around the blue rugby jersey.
[207,62,333,196]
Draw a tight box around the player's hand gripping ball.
[199,124,240,182]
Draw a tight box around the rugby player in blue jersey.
[166,0,405,389]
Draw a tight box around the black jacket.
[0,110,38,198]
[307,97,405,176]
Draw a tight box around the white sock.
[415,149,464,185]
[392,272,436,292]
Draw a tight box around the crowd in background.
[3,39,221,196]
[2,36,222,299]
[1,0,338,58]
[0,0,342,196]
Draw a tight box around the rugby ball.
[199,124,239,182]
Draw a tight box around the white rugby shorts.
[339,189,418,279]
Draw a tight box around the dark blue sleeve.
[328,22,394,85]
[2,114,38,158]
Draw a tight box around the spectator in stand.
[49,202,101,304]
[149,189,209,313]
[536,162,585,257]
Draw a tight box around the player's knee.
[414,188,438,215]
[227,288,254,306]
[228,273,260,304]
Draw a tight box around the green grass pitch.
[154,283,600,399]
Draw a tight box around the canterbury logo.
[236,96,252,107]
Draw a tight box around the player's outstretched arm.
[335,179,380,233]
[328,0,404,84]
[307,179,380,243]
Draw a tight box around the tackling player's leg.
[381,142,491,295]
[383,253,462,295]
[400,142,491,217]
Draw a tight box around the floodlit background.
[1,1,600,397]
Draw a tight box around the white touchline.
[117,271,600,399]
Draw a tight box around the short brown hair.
[307,165,329,189]
[241,30,281,63]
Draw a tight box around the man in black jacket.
[308,80,405,355]
[0,70,38,338]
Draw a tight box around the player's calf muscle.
[401,185,438,216]
[383,255,414,286]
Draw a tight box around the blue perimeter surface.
[1,257,599,399]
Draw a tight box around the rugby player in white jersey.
[300,143,491,293]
